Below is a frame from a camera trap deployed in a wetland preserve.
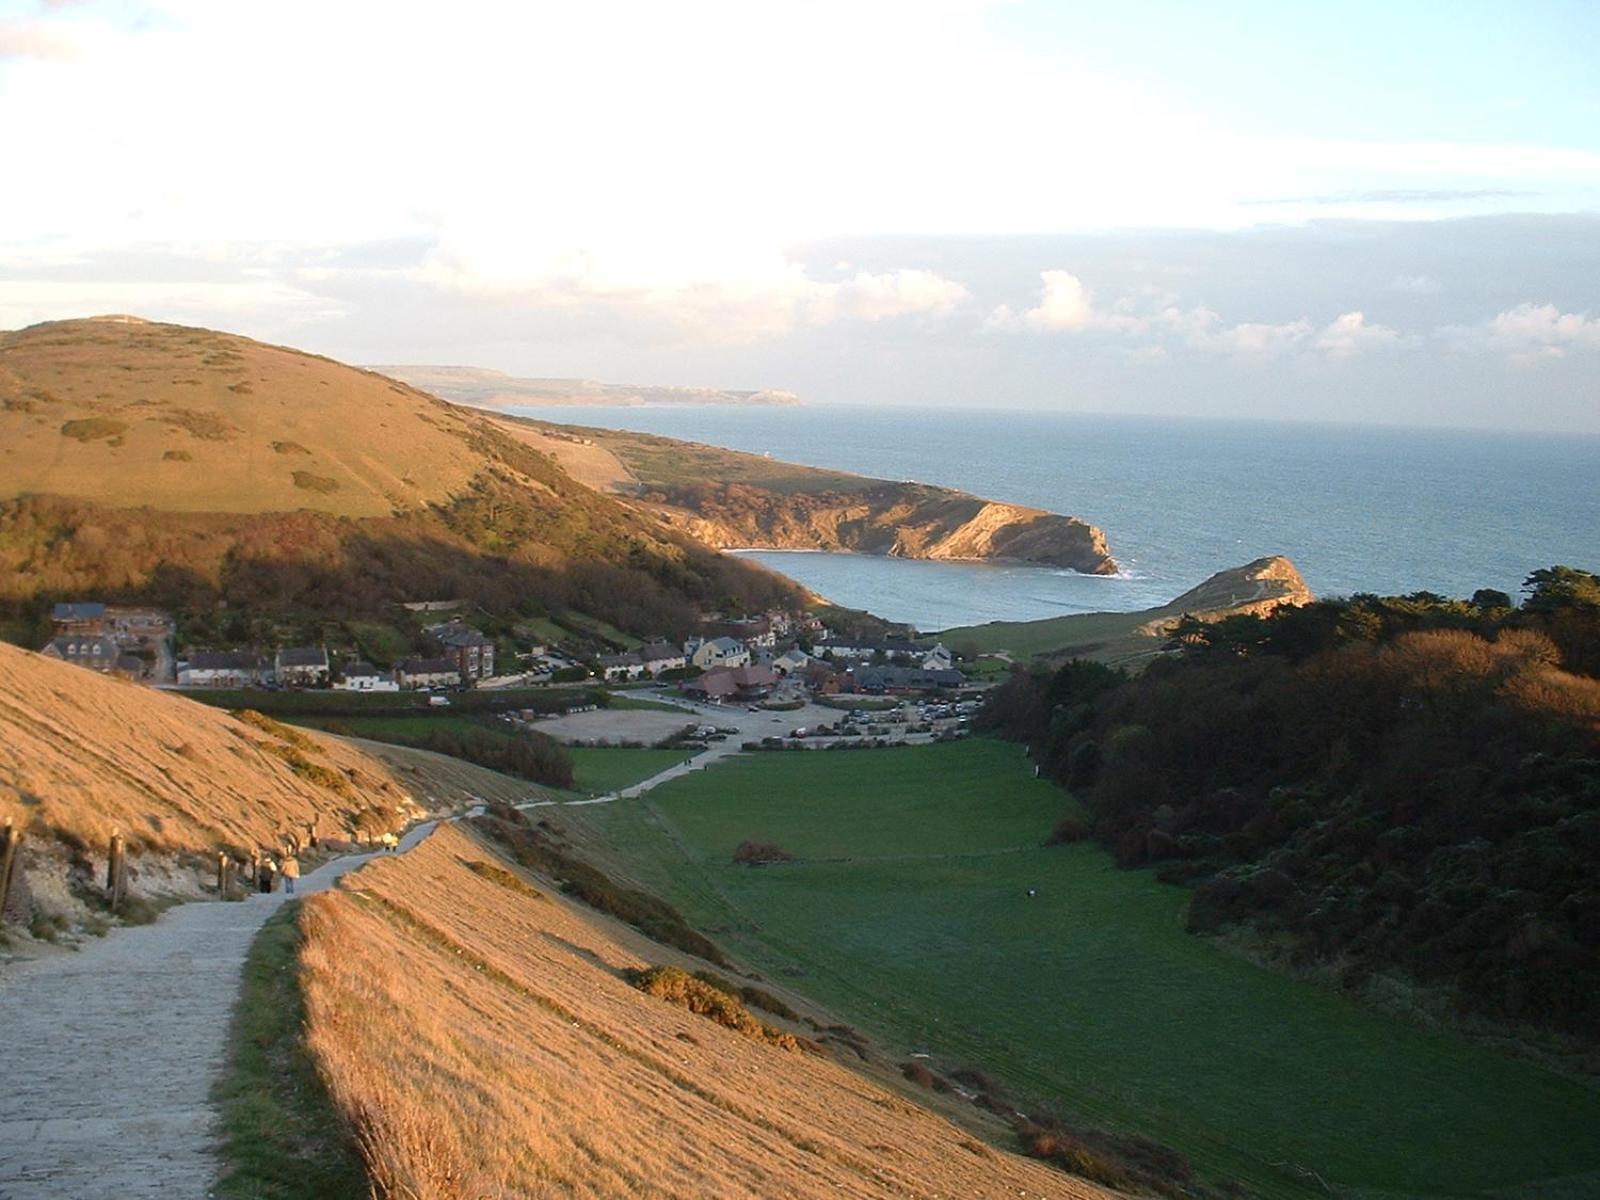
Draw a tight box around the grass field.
[939,609,1161,661]
[567,740,1600,1200]
[566,747,686,795]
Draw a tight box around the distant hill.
[0,317,801,641]
[939,556,1314,664]
[494,417,1119,575]
[368,363,802,409]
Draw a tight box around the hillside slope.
[302,823,1106,1199]
[0,318,800,637]
[941,556,1313,663]
[494,418,1118,574]
[0,642,412,853]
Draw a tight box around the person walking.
[281,853,300,895]
[257,857,276,894]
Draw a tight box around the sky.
[1,0,1598,432]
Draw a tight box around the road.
[0,823,435,1200]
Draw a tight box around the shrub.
[272,440,310,455]
[162,449,194,462]
[901,1061,952,1092]
[1046,815,1089,845]
[60,418,128,441]
[691,970,800,1020]
[291,470,339,493]
[463,859,543,899]
[624,966,799,1051]
[733,839,795,866]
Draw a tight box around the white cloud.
[1314,311,1405,358]
[986,270,1144,334]
[1481,302,1600,362]
[992,274,1405,362]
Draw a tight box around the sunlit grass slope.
[299,824,1103,1199]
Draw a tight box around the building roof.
[45,635,119,658]
[185,650,268,671]
[639,641,684,662]
[598,652,644,669]
[277,646,329,668]
[686,671,739,698]
[342,660,383,679]
[705,636,744,654]
[51,602,106,621]
[851,665,966,691]
[425,622,491,648]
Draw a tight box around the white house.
[598,652,648,682]
[921,643,954,671]
[689,636,751,670]
[275,646,331,688]
[334,661,400,692]
[639,641,687,675]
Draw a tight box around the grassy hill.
[0,642,412,855]
[0,317,800,641]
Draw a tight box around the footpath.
[0,824,434,1200]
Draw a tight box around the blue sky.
[1,0,1597,431]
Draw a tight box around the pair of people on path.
[256,853,301,894]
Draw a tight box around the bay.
[507,405,1600,631]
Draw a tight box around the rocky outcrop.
[1135,555,1313,635]
[642,481,1117,574]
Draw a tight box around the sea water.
[506,405,1599,632]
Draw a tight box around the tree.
[1523,566,1600,612]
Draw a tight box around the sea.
[506,405,1599,633]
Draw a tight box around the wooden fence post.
[107,831,126,915]
[216,851,227,897]
[0,820,21,924]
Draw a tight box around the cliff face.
[642,481,1117,574]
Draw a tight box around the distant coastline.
[368,364,802,409]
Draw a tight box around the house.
[802,660,842,695]
[921,643,954,671]
[41,635,122,673]
[773,647,811,676]
[684,664,778,702]
[598,651,648,682]
[177,651,270,688]
[424,622,495,683]
[275,646,331,688]
[638,641,687,675]
[335,661,399,692]
[395,657,461,690]
[689,636,750,670]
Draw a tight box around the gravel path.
[0,826,433,1200]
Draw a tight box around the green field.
[566,747,686,795]
[290,713,512,741]
[570,740,1600,1200]
[939,609,1161,661]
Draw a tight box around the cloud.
[1314,311,1405,358]
[1464,302,1600,362]
[986,270,1143,334]
[991,272,1405,361]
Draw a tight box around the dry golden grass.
[302,825,1104,1200]
[0,317,486,518]
[0,643,416,853]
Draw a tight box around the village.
[33,601,974,708]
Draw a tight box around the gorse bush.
[624,966,800,1051]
